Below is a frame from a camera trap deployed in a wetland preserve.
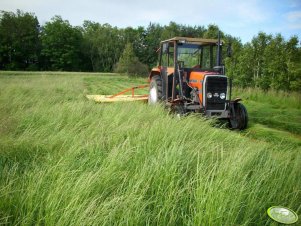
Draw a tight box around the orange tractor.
[87,35,248,129]
[148,36,248,130]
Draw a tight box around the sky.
[1,0,301,43]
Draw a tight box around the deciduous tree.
[0,10,40,70]
[114,43,148,76]
[40,16,82,71]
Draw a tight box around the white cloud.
[0,0,299,42]
[289,23,301,29]
[286,10,301,22]
[235,1,269,23]
[0,0,269,27]
[284,10,301,31]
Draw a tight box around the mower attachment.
[86,85,148,103]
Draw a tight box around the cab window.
[161,43,174,67]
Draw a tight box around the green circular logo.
[267,206,298,224]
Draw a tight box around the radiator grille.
[205,76,227,110]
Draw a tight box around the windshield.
[177,43,217,69]
[177,44,201,68]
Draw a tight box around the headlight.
[220,93,226,99]
[207,92,212,98]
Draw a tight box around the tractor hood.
[188,71,227,110]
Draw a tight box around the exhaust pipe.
[214,31,225,74]
[217,31,221,67]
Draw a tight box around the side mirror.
[227,43,232,57]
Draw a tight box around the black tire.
[229,103,248,130]
[148,75,163,104]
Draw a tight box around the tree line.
[0,10,300,91]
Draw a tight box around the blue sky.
[1,0,300,43]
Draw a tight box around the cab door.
[160,42,174,99]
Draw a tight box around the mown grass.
[233,88,301,148]
[234,88,301,134]
[0,72,300,225]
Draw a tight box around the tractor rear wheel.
[229,103,248,130]
[148,75,163,104]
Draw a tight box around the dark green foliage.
[114,43,148,76]
[203,24,221,38]
[40,16,83,71]
[82,21,124,72]
[0,10,40,70]
[0,10,300,91]
[227,32,301,91]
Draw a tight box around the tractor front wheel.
[148,75,163,104]
[229,103,248,130]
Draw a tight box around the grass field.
[0,71,300,225]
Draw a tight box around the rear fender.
[149,68,161,82]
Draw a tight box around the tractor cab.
[161,37,221,74]
[149,36,248,130]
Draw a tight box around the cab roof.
[161,37,224,45]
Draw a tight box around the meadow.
[0,71,300,225]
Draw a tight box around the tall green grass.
[235,87,301,109]
[0,72,300,225]
[234,88,301,136]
